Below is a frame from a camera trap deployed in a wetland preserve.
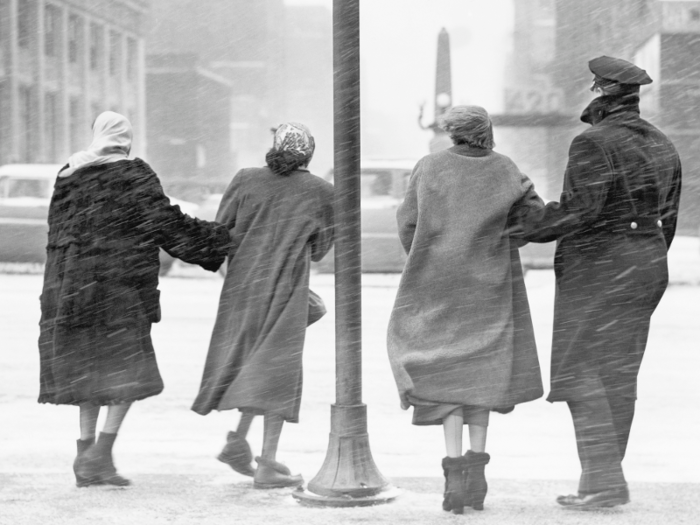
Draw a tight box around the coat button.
[657,220,663,227]
[630,221,638,229]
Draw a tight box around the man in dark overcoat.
[518,56,682,510]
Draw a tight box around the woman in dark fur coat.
[38,111,230,487]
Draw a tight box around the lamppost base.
[292,485,400,508]
[292,404,398,507]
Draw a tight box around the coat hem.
[38,390,162,406]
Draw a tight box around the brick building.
[0,0,149,165]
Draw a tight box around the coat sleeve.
[309,181,335,262]
[135,162,230,272]
[517,134,613,243]
[396,158,424,254]
[506,172,546,247]
[215,172,242,228]
[660,157,682,250]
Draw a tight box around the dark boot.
[77,432,131,487]
[73,437,103,488]
[464,450,490,510]
[441,456,466,514]
[253,456,303,489]
[217,431,255,477]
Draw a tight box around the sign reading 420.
[504,88,564,115]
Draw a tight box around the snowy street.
[1,238,699,524]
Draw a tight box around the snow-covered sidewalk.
[1,237,698,524]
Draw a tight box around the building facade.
[146,53,232,197]
[147,0,286,178]
[0,0,149,165]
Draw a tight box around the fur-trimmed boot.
[217,431,255,477]
[76,432,131,487]
[464,450,490,510]
[441,456,467,514]
[73,437,102,488]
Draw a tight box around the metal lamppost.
[292,0,398,507]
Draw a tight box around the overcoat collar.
[448,143,492,158]
[580,93,641,125]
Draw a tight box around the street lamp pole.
[293,0,398,507]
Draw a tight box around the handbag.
[307,289,327,326]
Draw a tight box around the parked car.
[316,158,555,273]
[0,164,62,263]
[316,159,415,273]
[175,162,555,275]
[0,163,198,275]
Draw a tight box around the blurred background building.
[0,0,149,165]
[1,0,698,232]
[146,0,332,197]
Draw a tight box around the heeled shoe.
[253,456,303,489]
[464,450,490,510]
[441,456,467,514]
[557,486,630,510]
[217,431,255,477]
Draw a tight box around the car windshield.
[360,170,393,198]
[0,177,53,199]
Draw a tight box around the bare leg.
[78,403,132,486]
[260,414,284,461]
[236,412,255,439]
[102,403,131,434]
[79,404,100,441]
[443,409,464,457]
[468,424,488,453]
[253,414,302,488]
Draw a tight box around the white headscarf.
[59,111,133,178]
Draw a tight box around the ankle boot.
[217,431,255,477]
[441,456,466,514]
[464,450,490,510]
[73,437,102,488]
[77,432,131,487]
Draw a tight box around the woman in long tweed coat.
[387,106,544,513]
[192,123,334,489]
[39,112,229,487]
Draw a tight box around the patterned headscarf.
[272,122,315,157]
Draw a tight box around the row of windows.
[15,84,134,162]
[16,0,138,81]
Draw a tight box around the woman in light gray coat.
[387,105,544,513]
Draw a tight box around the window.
[91,103,102,124]
[109,31,121,76]
[44,4,61,57]
[45,93,58,160]
[18,0,32,49]
[4,178,52,199]
[18,86,33,162]
[126,37,137,81]
[68,14,81,64]
[89,23,103,71]
[69,97,82,153]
